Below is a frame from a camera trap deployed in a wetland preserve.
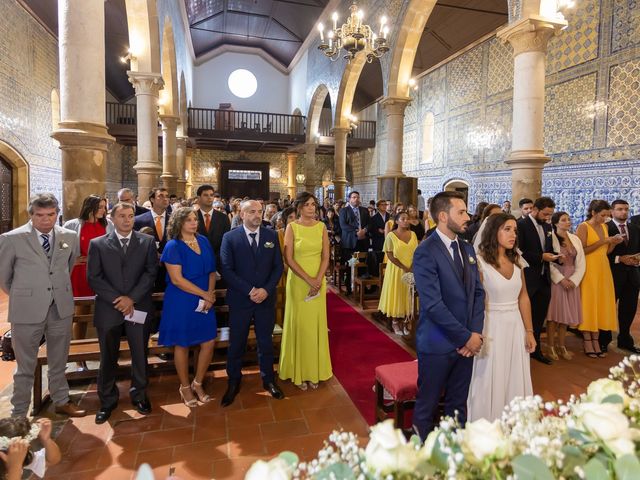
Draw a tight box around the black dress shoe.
[221,381,241,407]
[618,344,640,354]
[531,352,552,365]
[95,408,113,424]
[132,398,152,415]
[263,381,285,400]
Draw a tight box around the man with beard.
[412,191,485,438]
[517,196,557,364]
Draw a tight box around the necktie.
[450,240,464,278]
[120,237,129,254]
[155,215,164,241]
[249,232,258,254]
[353,206,361,227]
[204,213,211,232]
[41,233,50,255]
[620,223,629,244]
[535,222,545,249]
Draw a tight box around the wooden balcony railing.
[351,120,376,140]
[188,108,306,138]
[106,102,136,125]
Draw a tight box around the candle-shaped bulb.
[382,25,389,38]
[332,12,338,30]
[379,16,387,35]
[318,23,325,41]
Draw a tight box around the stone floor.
[0,290,636,479]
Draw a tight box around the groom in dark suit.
[87,202,158,423]
[219,199,285,406]
[412,191,485,439]
[517,196,556,364]
[338,191,371,294]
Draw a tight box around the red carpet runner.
[326,291,414,424]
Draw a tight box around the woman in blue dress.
[160,207,217,407]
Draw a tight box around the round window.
[228,69,257,98]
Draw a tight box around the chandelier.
[317,1,389,63]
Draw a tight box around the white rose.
[574,402,637,457]
[244,458,291,480]
[365,420,419,474]
[461,418,508,465]
[421,430,439,460]
[586,379,629,406]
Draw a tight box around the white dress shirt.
[34,227,54,250]
[243,224,260,246]
[435,227,463,264]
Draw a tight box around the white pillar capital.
[381,96,411,114]
[330,127,350,139]
[497,16,567,57]
[159,114,180,132]
[127,71,164,96]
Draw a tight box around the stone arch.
[306,85,331,143]
[50,89,60,131]
[333,53,367,129]
[124,0,161,72]
[0,140,30,227]
[178,71,188,136]
[160,17,178,116]
[290,108,304,135]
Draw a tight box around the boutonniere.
[59,241,69,250]
[546,231,552,237]
[264,242,275,249]
[468,256,476,265]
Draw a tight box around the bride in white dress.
[467,213,537,422]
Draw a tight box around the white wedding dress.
[467,255,533,422]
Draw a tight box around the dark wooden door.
[219,161,270,200]
[0,157,12,234]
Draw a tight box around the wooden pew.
[352,252,382,309]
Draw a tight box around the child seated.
[0,417,61,479]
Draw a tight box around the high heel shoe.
[558,346,573,360]
[296,382,308,391]
[191,380,211,403]
[592,340,607,358]
[179,385,198,407]
[392,320,403,335]
[548,346,559,361]
[583,340,597,358]
[308,382,319,390]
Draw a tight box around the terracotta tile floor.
[0,290,637,479]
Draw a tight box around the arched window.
[421,112,435,164]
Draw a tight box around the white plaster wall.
[288,50,308,114]
[194,52,289,113]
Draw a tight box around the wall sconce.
[408,78,418,91]
[120,48,137,65]
[348,114,358,130]
[296,174,306,184]
[184,169,190,180]
[269,168,281,179]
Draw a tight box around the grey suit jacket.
[87,230,158,328]
[0,222,79,324]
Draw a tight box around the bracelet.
[526,329,533,333]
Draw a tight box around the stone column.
[381,96,411,176]
[176,136,188,198]
[184,149,193,198]
[286,152,298,199]
[332,128,350,201]
[128,72,164,202]
[497,16,566,204]
[304,143,317,194]
[51,0,114,220]
[159,114,179,194]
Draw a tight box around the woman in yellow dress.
[279,192,333,390]
[576,200,623,358]
[378,211,418,335]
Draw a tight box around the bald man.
[219,200,285,406]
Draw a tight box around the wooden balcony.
[104,104,376,153]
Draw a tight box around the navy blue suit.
[219,226,284,383]
[412,232,485,438]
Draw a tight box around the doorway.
[0,157,12,233]
[444,180,469,205]
[219,160,270,200]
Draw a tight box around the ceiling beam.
[435,3,508,16]
[191,26,302,43]
[190,11,223,28]
[274,0,325,7]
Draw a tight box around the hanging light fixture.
[317,1,389,63]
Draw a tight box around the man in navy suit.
[412,191,485,439]
[219,200,285,406]
[517,196,556,364]
[338,191,371,294]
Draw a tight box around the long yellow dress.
[278,222,333,385]
[578,222,618,332]
[378,231,418,318]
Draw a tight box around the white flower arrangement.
[246,355,640,479]
[59,241,69,249]
[0,422,40,450]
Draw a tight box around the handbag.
[1,329,14,361]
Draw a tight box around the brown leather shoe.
[55,401,87,417]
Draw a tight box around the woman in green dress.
[279,192,333,390]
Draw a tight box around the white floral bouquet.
[246,356,640,479]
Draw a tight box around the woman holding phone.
[575,200,623,358]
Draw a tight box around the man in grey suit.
[87,202,158,424]
[0,193,86,417]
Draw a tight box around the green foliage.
[614,454,640,480]
[511,454,555,480]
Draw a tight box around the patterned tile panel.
[487,38,514,97]
[446,47,483,110]
[402,128,417,172]
[484,100,513,164]
[612,0,640,52]
[446,109,482,165]
[420,67,447,116]
[544,73,597,154]
[546,0,600,74]
[607,59,640,147]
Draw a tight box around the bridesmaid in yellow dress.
[576,200,623,358]
[279,192,333,390]
[378,211,418,335]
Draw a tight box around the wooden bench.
[352,252,383,309]
[330,244,349,292]
[31,289,280,414]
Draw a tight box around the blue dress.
[159,235,217,347]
